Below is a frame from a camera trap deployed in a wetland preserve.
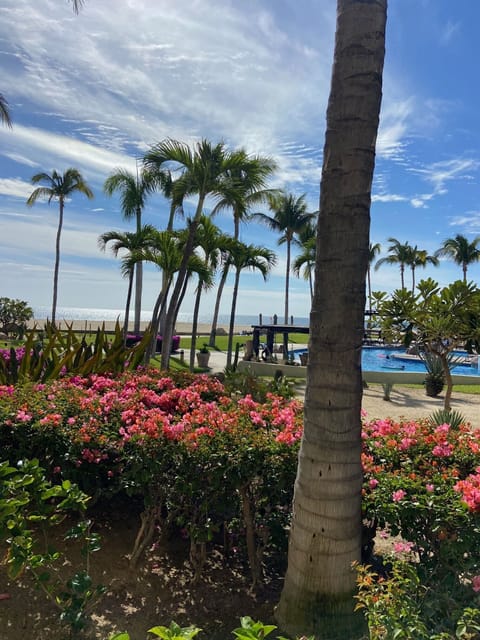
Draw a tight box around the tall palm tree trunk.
[209,263,229,346]
[133,262,142,334]
[226,269,241,368]
[276,1,386,637]
[284,240,291,324]
[52,197,65,325]
[160,200,204,369]
[123,271,134,342]
[189,284,203,371]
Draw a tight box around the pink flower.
[426,484,435,493]
[393,541,414,554]
[369,478,379,489]
[472,575,480,593]
[392,489,406,502]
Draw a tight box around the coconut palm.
[407,246,438,291]
[374,237,412,290]
[207,159,278,346]
[26,169,93,325]
[104,167,160,333]
[98,225,156,340]
[435,234,480,283]
[367,242,381,314]
[276,1,387,637]
[0,93,12,128]
[143,138,260,369]
[293,219,318,303]
[224,241,276,368]
[253,192,315,324]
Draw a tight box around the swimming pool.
[294,346,480,377]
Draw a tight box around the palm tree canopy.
[26,168,93,205]
[254,192,315,245]
[368,242,381,265]
[143,138,257,209]
[98,224,158,257]
[374,237,412,270]
[103,168,160,222]
[227,241,277,280]
[0,93,12,128]
[435,234,480,266]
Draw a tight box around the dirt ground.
[361,384,480,426]
[0,506,283,640]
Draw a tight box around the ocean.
[32,306,310,327]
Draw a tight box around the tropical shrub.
[0,369,303,582]
[0,296,33,337]
[0,458,104,634]
[0,321,151,384]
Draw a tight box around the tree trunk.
[133,261,143,334]
[160,199,204,369]
[189,283,203,372]
[226,269,241,368]
[209,263,229,347]
[276,2,387,638]
[52,197,64,326]
[284,239,291,324]
[123,271,134,343]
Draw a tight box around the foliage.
[222,368,295,402]
[378,279,480,409]
[0,369,303,580]
[429,408,467,430]
[0,458,104,634]
[362,414,480,634]
[0,321,151,384]
[0,297,33,338]
[356,560,480,639]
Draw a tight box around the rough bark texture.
[276,1,387,638]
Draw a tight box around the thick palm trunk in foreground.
[276,2,387,638]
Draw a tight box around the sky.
[1,0,480,322]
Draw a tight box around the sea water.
[32,306,310,328]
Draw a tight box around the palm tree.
[0,93,12,128]
[254,192,315,324]
[276,1,387,637]
[293,219,317,303]
[104,167,160,334]
[367,242,381,314]
[408,246,438,291]
[188,215,225,371]
[224,241,276,368]
[26,169,93,325]
[374,237,412,290]
[207,159,278,346]
[98,225,156,340]
[143,138,259,369]
[435,234,480,283]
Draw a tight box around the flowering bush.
[0,368,303,581]
[361,415,480,633]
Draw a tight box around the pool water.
[294,347,480,377]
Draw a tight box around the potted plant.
[196,344,210,368]
[420,351,445,397]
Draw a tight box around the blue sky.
[1,0,480,321]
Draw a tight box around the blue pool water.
[294,347,480,377]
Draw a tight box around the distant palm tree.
[188,215,225,371]
[367,242,381,314]
[293,219,317,303]
[224,241,276,367]
[207,158,278,346]
[27,169,93,324]
[435,234,480,283]
[98,225,156,340]
[374,237,412,290]
[70,0,85,13]
[254,192,315,324]
[104,167,160,333]
[408,246,438,291]
[143,138,262,369]
[0,93,12,128]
